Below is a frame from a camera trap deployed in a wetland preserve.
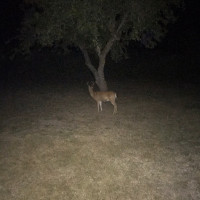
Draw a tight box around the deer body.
[88,82,117,114]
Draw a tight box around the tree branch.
[116,14,128,34]
[79,45,97,75]
[101,14,128,58]
[96,45,101,57]
[101,37,115,58]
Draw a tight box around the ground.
[0,80,200,200]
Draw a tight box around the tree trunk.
[95,55,108,91]
[80,45,108,91]
[79,14,127,91]
[95,72,107,91]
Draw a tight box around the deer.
[87,81,117,114]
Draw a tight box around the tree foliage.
[20,0,184,61]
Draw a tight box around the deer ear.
[86,82,89,86]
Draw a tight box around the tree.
[20,0,184,91]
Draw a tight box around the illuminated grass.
[0,81,200,200]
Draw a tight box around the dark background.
[0,0,200,88]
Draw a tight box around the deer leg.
[97,101,102,112]
[114,103,117,114]
[99,101,102,111]
[111,100,117,114]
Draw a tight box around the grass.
[0,80,200,200]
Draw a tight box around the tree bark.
[95,53,107,91]
[80,45,108,91]
[95,73,107,91]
